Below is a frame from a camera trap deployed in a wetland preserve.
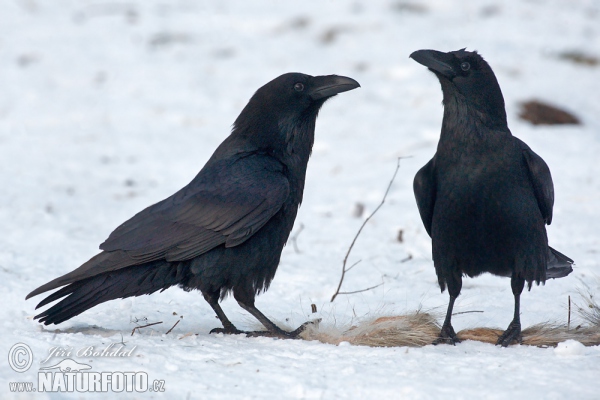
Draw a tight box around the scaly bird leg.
[204,293,246,335]
[497,275,525,347]
[434,294,461,345]
[237,301,318,339]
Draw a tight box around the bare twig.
[290,223,304,254]
[345,259,362,273]
[331,158,403,302]
[574,288,600,326]
[131,321,163,336]
[166,320,180,335]
[337,281,384,296]
[568,295,571,330]
[130,316,148,324]
[400,254,413,263]
[452,310,484,316]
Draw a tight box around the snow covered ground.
[1,0,599,398]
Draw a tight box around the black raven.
[27,73,360,338]
[410,49,573,346]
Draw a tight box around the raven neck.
[438,92,510,155]
[229,116,316,205]
[275,114,316,205]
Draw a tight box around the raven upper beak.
[410,49,456,79]
[309,75,360,100]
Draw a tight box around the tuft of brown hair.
[301,312,441,347]
[300,310,600,348]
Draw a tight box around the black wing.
[515,138,554,225]
[413,158,436,237]
[27,154,290,298]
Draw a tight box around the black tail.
[546,246,574,279]
[33,261,187,325]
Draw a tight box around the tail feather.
[34,261,187,325]
[35,279,126,326]
[546,246,574,279]
[26,250,148,300]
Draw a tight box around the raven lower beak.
[410,50,456,79]
[309,75,360,100]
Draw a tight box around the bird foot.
[246,319,321,340]
[496,321,522,347]
[209,326,246,335]
[433,324,461,345]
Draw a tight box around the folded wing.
[516,137,554,225]
[27,154,290,299]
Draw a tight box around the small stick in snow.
[290,223,304,254]
[400,254,413,263]
[166,319,180,335]
[131,321,163,336]
[336,281,384,296]
[330,158,404,303]
[568,295,571,330]
[452,310,484,316]
[344,259,362,273]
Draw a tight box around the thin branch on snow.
[336,281,385,296]
[290,223,305,254]
[568,295,571,330]
[131,321,163,336]
[452,310,484,316]
[331,158,404,302]
[166,319,181,335]
[118,334,127,346]
[344,259,362,273]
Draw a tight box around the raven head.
[241,72,360,121]
[233,73,360,159]
[410,49,506,127]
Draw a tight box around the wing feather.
[26,154,290,298]
[413,158,436,237]
[515,138,554,224]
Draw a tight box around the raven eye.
[294,83,304,92]
[460,62,471,71]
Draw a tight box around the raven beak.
[410,49,456,79]
[309,75,360,100]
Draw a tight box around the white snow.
[1,0,599,398]
[555,340,587,357]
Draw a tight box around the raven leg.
[233,289,316,339]
[203,292,245,335]
[497,275,525,347]
[434,272,462,345]
[237,301,315,339]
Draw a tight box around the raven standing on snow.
[410,49,573,346]
[27,73,360,338]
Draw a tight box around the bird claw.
[246,319,321,340]
[433,324,461,345]
[209,326,246,335]
[496,321,522,347]
[289,318,321,337]
[244,330,308,339]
